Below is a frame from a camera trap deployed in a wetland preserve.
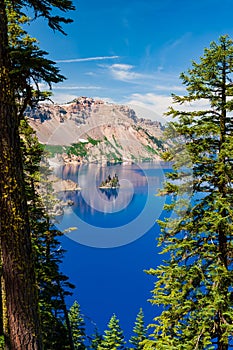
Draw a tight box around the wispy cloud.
[153,84,185,92]
[158,32,192,70]
[105,63,181,88]
[166,33,191,51]
[85,72,97,76]
[53,85,103,90]
[56,56,120,63]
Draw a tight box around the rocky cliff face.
[26,97,165,163]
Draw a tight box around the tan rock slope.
[26,97,165,163]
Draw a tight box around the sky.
[27,0,233,120]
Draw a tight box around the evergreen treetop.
[129,308,147,350]
[98,314,126,350]
[69,301,86,350]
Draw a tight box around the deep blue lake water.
[53,162,172,341]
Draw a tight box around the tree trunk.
[58,283,75,350]
[0,1,42,349]
[216,47,229,350]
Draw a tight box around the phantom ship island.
[99,174,120,189]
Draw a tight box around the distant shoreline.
[99,186,120,189]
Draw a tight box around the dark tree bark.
[0,1,42,349]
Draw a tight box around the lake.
[53,162,172,341]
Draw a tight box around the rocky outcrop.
[49,175,81,192]
[26,97,166,163]
[51,199,75,216]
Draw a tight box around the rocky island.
[99,174,120,189]
[49,175,81,193]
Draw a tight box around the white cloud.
[35,82,50,91]
[106,63,146,82]
[179,99,211,111]
[50,93,78,104]
[56,56,120,63]
[93,96,116,104]
[127,93,214,123]
[127,93,173,121]
[111,64,134,70]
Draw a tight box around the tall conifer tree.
[129,309,147,350]
[68,301,86,349]
[145,35,233,350]
[0,0,74,348]
[90,329,103,350]
[20,120,75,349]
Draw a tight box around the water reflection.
[53,162,169,222]
[52,162,170,247]
[99,187,119,201]
[54,162,167,192]
[54,163,153,215]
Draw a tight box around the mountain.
[25,97,165,164]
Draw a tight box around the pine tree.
[98,314,126,350]
[20,120,76,349]
[0,0,74,347]
[90,328,103,350]
[69,301,86,349]
[145,35,233,350]
[129,309,147,349]
[0,4,41,347]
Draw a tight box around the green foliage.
[106,152,122,162]
[87,136,101,146]
[100,174,120,188]
[0,336,4,350]
[69,301,86,349]
[144,131,164,151]
[133,125,164,151]
[67,142,88,157]
[43,144,65,157]
[129,309,147,350]
[104,137,123,159]
[146,35,233,350]
[7,2,66,115]
[112,134,123,149]
[20,120,75,348]
[13,0,75,35]
[98,314,126,350]
[43,138,101,158]
[144,145,158,155]
[0,0,74,347]
[90,329,103,350]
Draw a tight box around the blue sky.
[27,0,233,119]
